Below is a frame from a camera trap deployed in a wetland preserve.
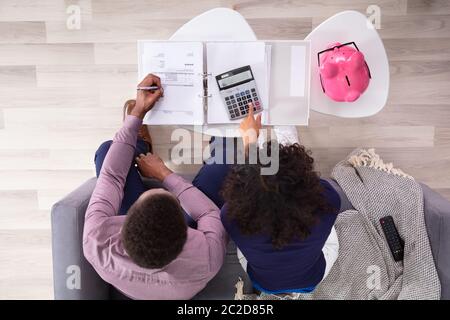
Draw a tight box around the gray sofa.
[51,177,450,300]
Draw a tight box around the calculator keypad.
[223,87,262,120]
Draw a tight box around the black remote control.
[380,216,404,262]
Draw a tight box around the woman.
[195,104,343,295]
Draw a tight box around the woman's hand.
[131,74,164,119]
[136,152,172,182]
[239,103,262,149]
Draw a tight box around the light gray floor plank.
[0,229,52,299]
[0,66,36,87]
[247,18,312,40]
[384,38,450,61]
[0,44,95,66]
[94,43,137,65]
[407,0,450,15]
[45,18,188,43]
[36,65,137,88]
[232,0,407,18]
[0,22,46,44]
[0,0,92,22]
[0,87,100,109]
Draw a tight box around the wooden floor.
[0,0,449,299]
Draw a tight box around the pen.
[137,86,160,90]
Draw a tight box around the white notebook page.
[206,42,269,124]
[138,41,204,125]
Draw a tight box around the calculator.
[215,65,263,120]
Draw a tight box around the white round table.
[305,10,389,118]
[170,8,256,137]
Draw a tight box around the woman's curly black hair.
[221,142,332,249]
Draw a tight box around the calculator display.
[217,70,253,89]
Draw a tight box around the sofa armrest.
[51,178,109,300]
[422,184,450,300]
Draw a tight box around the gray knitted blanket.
[237,148,440,300]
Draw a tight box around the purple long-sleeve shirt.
[83,115,228,300]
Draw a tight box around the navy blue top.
[220,179,341,293]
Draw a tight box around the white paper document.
[206,42,269,124]
[266,40,310,126]
[290,46,306,97]
[138,41,204,124]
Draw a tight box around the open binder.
[138,40,310,126]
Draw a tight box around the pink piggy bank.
[318,42,371,102]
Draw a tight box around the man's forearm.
[85,116,141,226]
[152,166,173,182]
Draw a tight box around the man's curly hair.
[122,193,187,269]
[221,142,331,249]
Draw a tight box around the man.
[83,74,228,299]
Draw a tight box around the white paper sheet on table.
[206,42,270,124]
[290,46,306,97]
[261,44,271,125]
[265,40,310,126]
[138,41,204,125]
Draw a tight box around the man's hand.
[136,152,173,182]
[131,74,164,119]
[239,103,262,150]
